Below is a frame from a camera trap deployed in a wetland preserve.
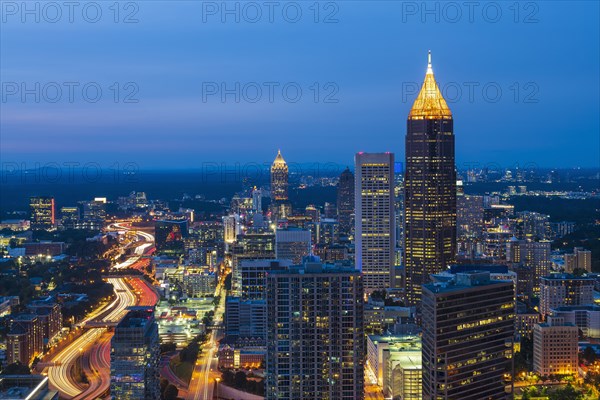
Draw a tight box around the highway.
[187,280,226,400]
[45,277,155,399]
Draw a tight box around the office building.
[337,167,355,237]
[225,297,267,339]
[59,207,80,229]
[237,259,290,300]
[422,271,514,399]
[404,53,457,306]
[551,304,600,339]
[275,228,311,264]
[110,307,160,400]
[539,273,594,318]
[533,316,578,376]
[266,258,364,399]
[355,152,395,291]
[155,219,188,255]
[270,150,291,220]
[30,196,55,230]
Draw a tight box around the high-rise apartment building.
[539,273,594,318]
[506,239,551,293]
[337,167,355,238]
[564,247,592,273]
[422,271,514,399]
[30,196,55,230]
[355,152,395,291]
[404,53,457,306]
[6,314,44,365]
[266,258,364,399]
[533,316,578,376]
[110,307,160,400]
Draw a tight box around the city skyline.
[1,2,599,168]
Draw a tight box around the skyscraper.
[30,196,55,230]
[355,152,395,291]
[270,150,290,220]
[337,167,355,238]
[110,307,160,400]
[266,257,364,399]
[271,150,288,201]
[422,271,514,399]
[404,52,457,306]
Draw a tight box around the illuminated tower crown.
[408,51,452,120]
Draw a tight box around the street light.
[215,377,221,399]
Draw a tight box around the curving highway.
[46,277,143,398]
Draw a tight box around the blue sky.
[1,1,599,169]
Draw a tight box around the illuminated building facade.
[506,239,551,293]
[422,271,514,399]
[6,314,44,365]
[266,258,364,400]
[355,152,395,291]
[404,53,456,306]
[533,316,578,376]
[30,196,55,230]
[110,307,160,400]
[337,167,355,238]
[270,150,288,201]
[539,273,594,318]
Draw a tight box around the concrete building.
[552,304,600,339]
[6,314,44,365]
[182,268,216,298]
[266,258,364,399]
[506,239,551,293]
[539,274,594,318]
[516,313,540,338]
[275,228,311,264]
[110,307,160,400]
[355,152,395,292]
[564,247,593,273]
[225,297,267,339]
[30,196,55,230]
[422,271,515,399]
[533,316,578,376]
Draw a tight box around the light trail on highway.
[45,277,140,398]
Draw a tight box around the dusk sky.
[1,1,599,169]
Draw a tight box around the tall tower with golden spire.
[270,150,289,202]
[404,51,457,306]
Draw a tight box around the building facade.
[337,167,355,238]
[30,196,55,230]
[404,53,457,306]
[422,271,514,399]
[355,152,395,291]
[533,316,578,376]
[266,259,364,399]
[110,307,160,400]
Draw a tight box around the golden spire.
[408,51,452,120]
[273,149,286,166]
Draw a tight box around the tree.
[1,362,30,375]
[584,346,597,364]
[549,384,584,400]
[234,371,247,389]
[163,384,178,400]
[222,370,235,386]
[160,342,177,354]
